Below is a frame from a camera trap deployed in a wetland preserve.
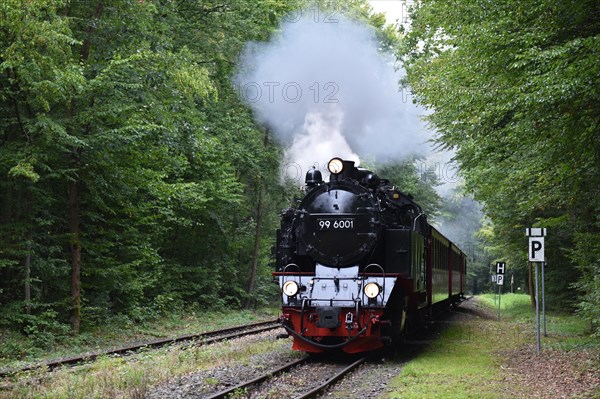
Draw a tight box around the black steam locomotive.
[274,157,466,353]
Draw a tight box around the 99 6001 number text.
[317,219,355,230]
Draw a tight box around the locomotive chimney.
[305,166,323,189]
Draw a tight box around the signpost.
[496,262,505,321]
[526,228,547,354]
[542,258,546,337]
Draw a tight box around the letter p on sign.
[529,237,545,261]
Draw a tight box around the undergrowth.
[0,306,279,369]
[1,329,294,399]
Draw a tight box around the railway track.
[0,319,280,377]
[205,355,368,399]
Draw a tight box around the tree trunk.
[24,189,32,315]
[245,183,264,309]
[528,261,536,309]
[244,129,270,309]
[24,233,31,315]
[69,180,81,334]
[66,0,104,335]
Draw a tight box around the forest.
[0,0,598,353]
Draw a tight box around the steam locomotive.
[274,157,466,353]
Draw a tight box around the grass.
[384,294,598,399]
[1,332,295,399]
[0,306,279,369]
[478,293,598,351]
[3,297,595,398]
[0,307,294,399]
[386,319,515,399]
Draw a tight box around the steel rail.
[0,319,280,377]
[205,356,309,399]
[205,356,366,399]
[295,356,368,399]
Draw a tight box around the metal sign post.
[542,258,546,337]
[490,274,496,304]
[526,228,547,355]
[534,262,541,354]
[498,282,502,321]
[496,262,505,322]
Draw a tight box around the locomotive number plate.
[317,218,355,230]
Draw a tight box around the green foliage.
[0,0,402,345]
[0,306,277,366]
[0,0,289,338]
[570,232,600,337]
[400,0,600,325]
[0,302,70,352]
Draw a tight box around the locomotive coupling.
[280,313,291,322]
[345,312,354,330]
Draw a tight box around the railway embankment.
[1,296,597,398]
[383,294,599,399]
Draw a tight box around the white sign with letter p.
[529,237,545,262]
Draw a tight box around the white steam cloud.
[234,13,433,178]
[284,105,360,172]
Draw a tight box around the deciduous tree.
[400,0,599,323]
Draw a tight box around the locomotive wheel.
[382,297,407,345]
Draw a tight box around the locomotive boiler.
[274,157,466,353]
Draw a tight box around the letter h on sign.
[496,262,506,275]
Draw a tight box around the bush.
[0,302,71,350]
[571,232,600,337]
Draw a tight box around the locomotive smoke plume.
[285,105,360,172]
[234,11,432,179]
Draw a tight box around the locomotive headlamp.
[364,282,381,299]
[282,281,299,297]
[327,158,344,174]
